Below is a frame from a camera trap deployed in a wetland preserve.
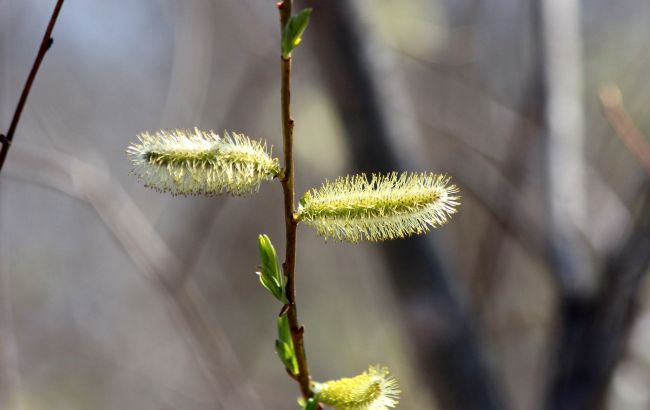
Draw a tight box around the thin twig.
[0,0,64,173]
[600,85,650,178]
[277,0,313,400]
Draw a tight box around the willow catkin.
[127,128,280,196]
[313,366,400,410]
[296,172,460,242]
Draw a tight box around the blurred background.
[1,0,649,409]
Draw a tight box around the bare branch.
[0,0,64,173]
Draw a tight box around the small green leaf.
[275,315,298,375]
[277,314,292,345]
[276,340,298,375]
[303,398,318,410]
[281,8,312,58]
[257,234,288,303]
[276,340,299,375]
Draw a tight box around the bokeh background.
[1,0,649,409]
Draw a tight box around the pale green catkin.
[127,128,280,196]
[296,172,460,242]
[313,366,400,410]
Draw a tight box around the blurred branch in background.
[600,85,650,178]
[308,1,508,409]
[402,49,632,269]
[6,143,263,409]
[464,0,547,315]
[543,83,650,410]
[545,86,650,410]
[545,180,650,410]
[392,45,555,277]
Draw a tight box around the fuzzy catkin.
[313,366,400,410]
[296,172,460,242]
[127,129,280,196]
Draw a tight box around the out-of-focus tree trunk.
[307,2,508,409]
[541,0,593,296]
[534,1,650,408]
[545,183,650,410]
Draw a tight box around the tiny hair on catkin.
[296,172,460,242]
[126,128,281,196]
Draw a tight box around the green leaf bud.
[257,234,288,304]
[302,398,319,410]
[276,315,299,376]
[281,8,312,58]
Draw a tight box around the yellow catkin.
[126,128,280,196]
[296,172,460,242]
[313,366,400,410]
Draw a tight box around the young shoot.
[125,2,460,408]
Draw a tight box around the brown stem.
[0,0,65,174]
[277,0,314,400]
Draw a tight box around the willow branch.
[277,0,313,400]
[0,0,64,174]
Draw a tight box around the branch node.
[286,367,299,381]
[279,303,291,317]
